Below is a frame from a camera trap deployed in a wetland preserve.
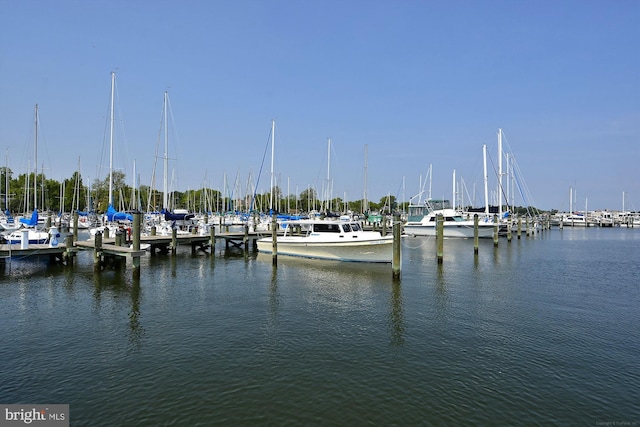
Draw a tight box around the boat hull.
[5,229,49,244]
[257,236,394,263]
[403,223,495,238]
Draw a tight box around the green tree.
[299,188,318,212]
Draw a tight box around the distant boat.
[404,199,496,238]
[0,209,20,233]
[5,209,48,244]
[163,208,195,222]
[257,218,395,263]
[562,213,589,227]
[4,105,49,244]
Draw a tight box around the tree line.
[0,167,402,215]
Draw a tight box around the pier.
[1,211,637,276]
[0,242,77,265]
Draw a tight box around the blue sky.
[1,0,638,211]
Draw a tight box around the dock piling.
[436,214,444,264]
[73,211,79,242]
[271,214,277,266]
[392,213,401,278]
[94,232,103,270]
[171,228,177,254]
[132,212,141,270]
[473,214,479,254]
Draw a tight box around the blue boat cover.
[106,204,133,221]
[162,209,195,221]
[19,209,38,226]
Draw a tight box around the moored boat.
[403,199,496,238]
[257,218,394,263]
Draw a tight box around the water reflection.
[389,278,404,346]
[92,269,144,348]
[269,266,279,319]
[257,253,406,347]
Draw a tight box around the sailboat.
[149,90,196,236]
[89,72,133,237]
[0,150,20,233]
[5,105,49,244]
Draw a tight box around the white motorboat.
[257,218,395,263]
[562,213,589,227]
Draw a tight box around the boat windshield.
[313,223,341,233]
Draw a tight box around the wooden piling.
[73,211,79,242]
[64,234,74,265]
[94,232,103,269]
[507,219,512,243]
[132,213,141,270]
[517,217,522,239]
[436,214,444,264]
[473,214,479,254]
[244,224,249,251]
[493,214,499,247]
[210,225,216,252]
[392,214,401,278]
[171,228,177,254]
[271,214,277,266]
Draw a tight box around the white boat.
[256,218,395,263]
[5,226,49,244]
[4,210,49,244]
[562,213,589,227]
[3,106,49,244]
[0,212,21,234]
[404,200,496,238]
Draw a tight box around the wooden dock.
[215,230,272,251]
[0,243,76,264]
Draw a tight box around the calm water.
[1,227,639,426]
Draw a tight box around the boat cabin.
[407,199,452,222]
[284,220,364,236]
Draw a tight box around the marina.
[0,226,638,425]
[1,3,639,424]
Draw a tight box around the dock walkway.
[0,243,76,263]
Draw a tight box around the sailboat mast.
[109,72,115,207]
[270,119,275,212]
[483,144,489,216]
[133,160,137,211]
[327,138,331,211]
[498,128,503,219]
[363,144,368,213]
[4,149,8,211]
[569,186,573,214]
[34,104,38,211]
[428,163,432,201]
[163,91,169,210]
